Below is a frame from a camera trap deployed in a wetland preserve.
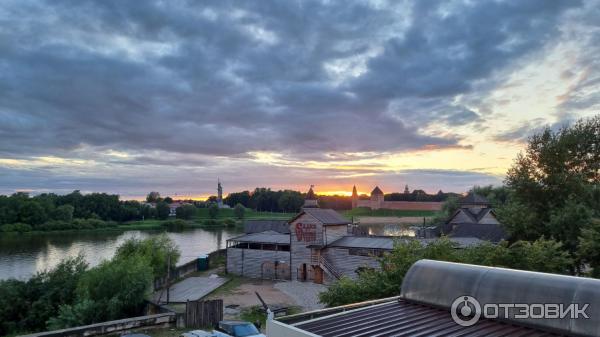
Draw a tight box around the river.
[0,228,243,280]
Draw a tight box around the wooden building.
[226,187,485,284]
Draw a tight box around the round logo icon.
[451,295,481,326]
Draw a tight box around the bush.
[320,237,573,307]
[161,219,188,230]
[37,220,77,231]
[223,218,236,228]
[49,255,153,328]
[234,203,245,219]
[0,256,88,335]
[0,222,32,233]
[175,204,196,220]
[202,219,220,227]
[114,234,180,277]
[208,203,219,219]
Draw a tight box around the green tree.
[156,201,170,220]
[114,234,180,278]
[208,203,219,219]
[0,256,88,335]
[175,204,196,220]
[320,238,574,307]
[50,255,153,328]
[163,196,173,204]
[19,201,48,226]
[579,220,600,277]
[501,116,600,259]
[146,191,161,203]
[234,203,245,219]
[278,191,304,213]
[52,204,74,222]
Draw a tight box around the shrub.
[0,223,32,233]
[37,221,76,231]
[223,218,236,228]
[161,219,188,230]
[202,219,220,227]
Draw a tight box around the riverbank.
[0,209,296,234]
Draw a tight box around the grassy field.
[342,207,437,218]
[194,208,295,220]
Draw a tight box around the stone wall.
[355,200,443,211]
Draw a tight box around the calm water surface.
[0,228,243,280]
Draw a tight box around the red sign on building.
[295,223,317,242]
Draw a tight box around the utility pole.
[166,254,171,304]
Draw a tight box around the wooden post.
[166,254,171,304]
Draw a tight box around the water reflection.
[0,228,242,280]
[356,224,416,237]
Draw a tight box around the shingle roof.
[459,192,490,205]
[448,223,507,242]
[226,230,290,244]
[301,208,350,225]
[448,207,496,224]
[243,220,290,234]
[292,298,558,337]
[371,186,384,195]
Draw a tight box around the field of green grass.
[193,208,295,220]
[342,207,437,218]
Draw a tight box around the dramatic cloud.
[0,0,598,197]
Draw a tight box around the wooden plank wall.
[185,299,223,328]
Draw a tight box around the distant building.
[216,179,230,209]
[351,185,443,211]
[443,192,506,242]
[226,187,481,283]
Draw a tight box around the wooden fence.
[185,299,223,328]
[153,249,227,290]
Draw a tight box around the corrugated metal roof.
[327,236,484,250]
[293,299,559,337]
[302,208,350,225]
[227,231,290,244]
[243,220,290,234]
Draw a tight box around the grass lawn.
[343,207,437,218]
[194,208,295,220]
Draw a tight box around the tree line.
[321,115,600,306]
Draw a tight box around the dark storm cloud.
[0,0,581,159]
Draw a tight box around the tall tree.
[501,116,600,262]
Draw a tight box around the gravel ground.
[274,281,328,311]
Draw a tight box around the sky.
[1,0,599,200]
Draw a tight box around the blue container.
[198,254,209,271]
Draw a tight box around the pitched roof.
[448,223,507,242]
[290,208,349,225]
[448,207,496,224]
[370,186,383,195]
[243,220,290,234]
[459,192,490,205]
[227,230,290,244]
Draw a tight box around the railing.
[319,255,342,280]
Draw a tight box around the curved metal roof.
[401,259,600,336]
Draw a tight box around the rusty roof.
[293,299,559,337]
